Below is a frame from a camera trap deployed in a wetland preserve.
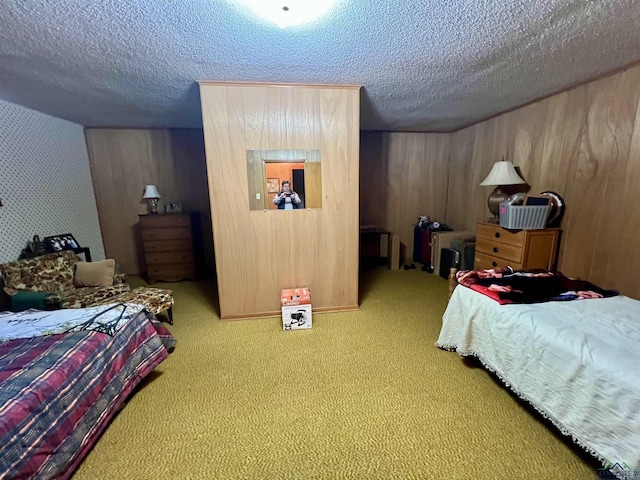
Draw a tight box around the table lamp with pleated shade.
[479,161,525,222]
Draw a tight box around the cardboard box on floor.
[281,287,312,331]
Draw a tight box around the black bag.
[439,248,460,279]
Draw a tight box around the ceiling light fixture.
[239,0,337,28]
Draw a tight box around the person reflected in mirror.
[273,180,301,210]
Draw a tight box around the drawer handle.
[493,247,499,253]
[492,261,497,267]
[495,232,501,238]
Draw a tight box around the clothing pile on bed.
[455,266,618,304]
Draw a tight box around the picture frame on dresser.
[165,202,183,213]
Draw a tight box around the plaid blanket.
[0,309,175,479]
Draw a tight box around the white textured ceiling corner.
[0,0,639,132]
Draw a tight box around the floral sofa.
[0,251,130,309]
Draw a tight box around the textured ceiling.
[1,0,639,132]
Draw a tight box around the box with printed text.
[281,287,312,331]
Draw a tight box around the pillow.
[74,259,116,288]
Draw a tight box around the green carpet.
[73,269,599,479]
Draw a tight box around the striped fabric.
[0,310,175,480]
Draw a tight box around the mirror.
[246,150,322,210]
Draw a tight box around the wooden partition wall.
[85,128,214,275]
[447,65,640,298]
[360,132,451,260]
[199,82,360,319]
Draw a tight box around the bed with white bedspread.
[437,285,640,474]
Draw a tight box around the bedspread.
[0,309,175,479]
[437,285,640,473]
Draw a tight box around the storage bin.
[499,202,550,230]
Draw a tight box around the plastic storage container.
[499,202,550,230]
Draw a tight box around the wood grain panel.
[85,128,213,276]
[359,132,388,229]
[447,64,640,298]
[247,151,266,211]
[586,68,640,286]
[359,132,451,261]
[385,133,451,260]
[304,162,322,209]
[200,83,360,318]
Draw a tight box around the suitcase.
[439,248,460,279]
[412,227,432,264]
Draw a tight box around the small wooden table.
[360,227,399,269]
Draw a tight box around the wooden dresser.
[474,223,561,271]
[139,213,198,283]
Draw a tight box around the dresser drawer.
[475,237,523,263]
[474,251,523,271]
[148,264,196,281]
[143,239,193,252]
[476,223,526,247]
[141,227,191,241]
[139,213,191,229]
[145,251,194,265]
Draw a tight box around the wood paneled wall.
[447,65,640,298]
[360,132,451,260]
[199,83,360,319]
[85,128,214,275]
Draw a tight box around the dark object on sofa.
[10,291,51,311]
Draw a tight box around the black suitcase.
[439,248,460,279]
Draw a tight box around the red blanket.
[456,267,618,304]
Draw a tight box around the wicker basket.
[499,202,550,230]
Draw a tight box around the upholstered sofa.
[0,250,130,309]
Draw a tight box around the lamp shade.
[479,161,525,186]
[142,185,161,199]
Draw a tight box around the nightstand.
[474,223,560,271]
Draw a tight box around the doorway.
[292,169,306,208]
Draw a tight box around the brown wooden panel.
[448,64,640,298]
[525,234,559,271]
[85,128,212,275]
[304,162,322,209]
[382,132,450,261]
[359,132,388,229]
[200,83,360,318]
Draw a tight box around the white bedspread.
[0,303,146,341]
[437,286,640,471]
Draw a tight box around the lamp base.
[487,187,508,223]
[149,199,159,214]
